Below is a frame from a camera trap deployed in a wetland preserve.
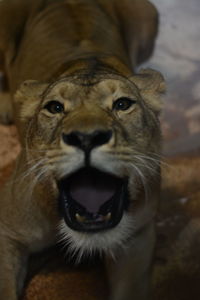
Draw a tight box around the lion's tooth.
[75,213,86,223]
[104,212,111,221]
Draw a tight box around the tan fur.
[0,0,164,299]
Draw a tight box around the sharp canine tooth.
[104,212,111,221]
[75,213,86,223]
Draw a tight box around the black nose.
[62,130,112,152]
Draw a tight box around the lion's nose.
[62,130,112,152]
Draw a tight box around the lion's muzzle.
[57,111,130,232]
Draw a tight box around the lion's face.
[15,69,165,255]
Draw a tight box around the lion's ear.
[14,80,48,119]
[130,68,165,114]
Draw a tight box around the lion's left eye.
[44,101,64,114]
[112,97,136,111]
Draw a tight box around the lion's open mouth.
[58,168,129,232]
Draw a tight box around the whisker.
[9,157,49,191]
[135,154,172,169]
[46,152,69,161]
[130,163,149,204]
[27,166,50,199]
[20,147,48,153]
[134,161,159,176]
[20,158,48,181]
[134,155,157,168]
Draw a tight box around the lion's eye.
[44,101,64,114]
[112,97,136,111]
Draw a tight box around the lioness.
[0,0,165,299]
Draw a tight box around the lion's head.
[14,68,165,257]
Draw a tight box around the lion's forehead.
[44,78,139,104]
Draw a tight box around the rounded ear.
[14,80,48,120]
[130,68,166,114]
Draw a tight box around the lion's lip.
[58,168,129,232]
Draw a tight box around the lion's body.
[5,0,128,90]
[0,0,158,91]
[0,1,164,299]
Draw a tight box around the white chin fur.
[58,213,135,262]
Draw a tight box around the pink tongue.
[69,169,118,213]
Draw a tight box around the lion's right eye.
[44,101,64,114]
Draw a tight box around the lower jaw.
[58,212,135,261]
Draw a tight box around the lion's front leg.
[0,164,56,300]
[0,233,28,300]
[107,221,156,300]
